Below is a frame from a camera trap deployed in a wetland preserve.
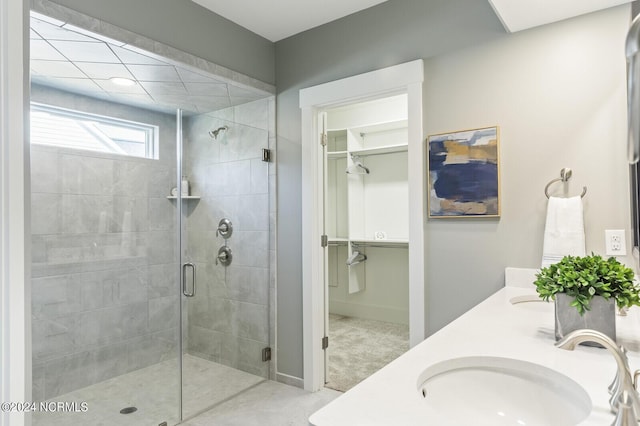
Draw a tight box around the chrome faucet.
[556,329,640,425]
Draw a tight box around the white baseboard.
[329,300,409,325]
[276,372,304,389]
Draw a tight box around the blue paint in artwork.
[428,141,447,172]
[433,162,498,201]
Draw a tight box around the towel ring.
[544,168,587,199]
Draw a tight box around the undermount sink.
[416,356,591,426]
[509,295,553,313]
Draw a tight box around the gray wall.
[30,85,179,400]
[422,7,629,331]
[274,0,507,380]
[44,0,275,85]
[274,0,631,380]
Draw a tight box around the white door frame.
[300,60,425,391]
[1,0,31,425]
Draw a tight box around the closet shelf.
[350,239,408,247]
[328,237,349,246]
[350,144,407,157]
[351,119,408,135]
[328,237,408,247]
[327,150,348,158]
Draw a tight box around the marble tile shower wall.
[30,88,180,401]
[184,97,275,378]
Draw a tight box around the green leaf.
[534,253,638,314]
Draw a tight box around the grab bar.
[182,263,196,297]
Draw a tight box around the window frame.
[30,102,159,159]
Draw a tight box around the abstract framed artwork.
[427,126,500,218]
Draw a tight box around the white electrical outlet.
[374,231,387,240]
[605,229,627,256]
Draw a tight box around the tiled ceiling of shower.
[30,14,268,115]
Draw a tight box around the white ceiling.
[489,0,633,32]
[31,0,634,114]
[190,0,389,42]
[192,0,634,42]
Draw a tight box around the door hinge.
[321,234,328,247]
[320,132,327,147]
[262,148,272,162]
[322,336,329,350]
[262,347,272,362]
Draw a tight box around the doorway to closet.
[300,59,425,393]
[322,95,410,391]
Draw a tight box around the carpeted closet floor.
[325,314,409,392]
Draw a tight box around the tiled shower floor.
[33,354,265,426]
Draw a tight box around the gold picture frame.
[427,126,500,218]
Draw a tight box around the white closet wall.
[326,94,410,325]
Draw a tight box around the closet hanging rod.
[350,150,403,158]
[351,241,408,249]
[544,168,587,199]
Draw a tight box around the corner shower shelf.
[166,195,201,200]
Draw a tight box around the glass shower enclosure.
[29,4,275,425]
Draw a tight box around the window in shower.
[30,102,159,159]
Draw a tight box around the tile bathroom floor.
[33,353,341,426]
[182,382,341,426]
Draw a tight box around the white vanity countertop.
[309,285,640,425]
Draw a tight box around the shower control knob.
[216,218,233,239]
[216,246,232,266]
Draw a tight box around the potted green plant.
[534,254,639,343]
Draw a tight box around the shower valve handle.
[216,246,232,266]
[216,218,233,239]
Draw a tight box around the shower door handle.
[182,263,196,297]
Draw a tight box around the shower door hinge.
[322,336,329,350]
[262,347,272,362]
[321,234,328,247]
[320,132,327,147]
[262,148,272,162]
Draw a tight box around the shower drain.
[120,406,137,415]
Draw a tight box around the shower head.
[208,125,229,140]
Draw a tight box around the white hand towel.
[541,196,586,268]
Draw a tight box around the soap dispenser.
[181,176,189,196]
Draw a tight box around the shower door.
[178,99,273,420]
